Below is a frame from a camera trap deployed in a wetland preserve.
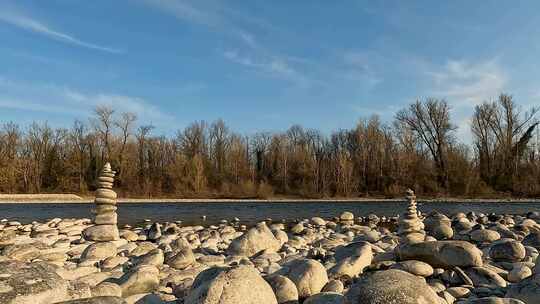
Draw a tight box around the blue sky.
[1,1,540,139]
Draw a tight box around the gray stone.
[117,265,159,297]
[343,269,442,304]
[227,222,281,257]
[397,240,483,268]
[276,259,328,299]
[185,265,278,304]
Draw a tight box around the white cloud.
[0,78,172,125]
[0,10,123,54]
[425,58,508,143]
[223,50,309,86]
[428,59,507,106]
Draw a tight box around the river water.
[1,201,539,226]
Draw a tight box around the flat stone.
[83,226,119,242]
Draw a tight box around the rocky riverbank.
[1,165,540,304]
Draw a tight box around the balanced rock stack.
[397,189,425,244]
[83,162,120,241]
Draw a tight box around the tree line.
[0,94,538,198]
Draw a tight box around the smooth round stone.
[83,225,120,241]
[80,242,117,261]
[391,260,434,277]
[98,176,114,183]
[95,189,117,200]
[507,265,532,283]
[95,198,117,205]
[340,212,354,222]
[94,212,118,225]
[95,205,117,214]
[489,240,526,261]
[446,286,471,298]
[471,229,501,243]
[344,269,441,304]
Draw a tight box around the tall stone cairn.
[83,162,120,241]
[398,189,425,244]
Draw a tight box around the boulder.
[343,269,442,304]
[165,239,195,269]
[80,242,117,262]
[276,259,328,298]
[396,240,483,268]
[185,265,278,304]
[471,229,501,243]
[83,226,119,242]
[227,222,281,257]
[304,292,344,304]
[328,242,372,279]
[489,240,526,262]
[390,260,434,277]
[117,265,159,297]
[265,274,299,304]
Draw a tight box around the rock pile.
[398,189,426,244]
[82,163,120,242]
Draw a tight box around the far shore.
[0,193,539,204]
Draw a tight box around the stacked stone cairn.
[398,189,426,244]
[82,162,120,242]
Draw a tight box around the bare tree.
[396,98,456,192]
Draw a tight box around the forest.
[0,94,538,199]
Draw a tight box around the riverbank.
[0,193,539,204]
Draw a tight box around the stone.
[322,280,344,293]
[489,240,526,262]
[54,297,127,304]
[117,265,160,297]
[0,260,70,304]
[463,298,525,304]
[276,258,329,299]
[522,232,540,249]
[343,269,442,304]
[227,222,281,257]
[266,274,299,304]
[340,212,354,222]
[83,226,120,242]
[506,277,540,303]
[471,229,501,243]
[507,265,532,283]
[465,267,507,288]
[80,242,117,262]
[94,213,117,225]
[165,238,195,269]
[390,260,434,277]
[185,265,278,304]
[397,240,483,268]
[304,292,344,304]
[91,282,122,297]
[328,241,372,279]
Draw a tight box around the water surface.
[1,201,539,226]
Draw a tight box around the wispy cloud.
[0,77,172,125]
[223,50,309,86]
[428,59,507,106]
[0,10,123,54]
[425,58,508,142]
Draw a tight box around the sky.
[1,0,540,139]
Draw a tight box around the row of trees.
[0,94,538,198]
